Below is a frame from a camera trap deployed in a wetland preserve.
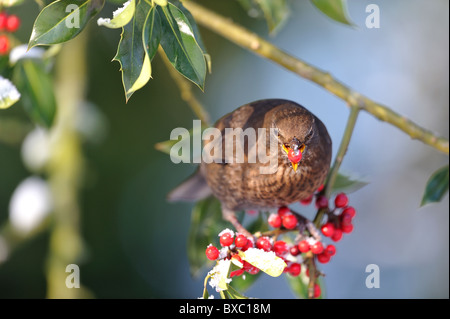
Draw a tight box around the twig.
[313,106,359,227]
[325,105,360,197]
[183,1,449,155]
[305,253,316,299]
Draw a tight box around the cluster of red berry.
[205,228,323,298]
[296,191,356,263]
[267,205,338,267]
[204,188,356,299]
[0,11,21,55]
[318,193,356,242]
[205,230,260,275]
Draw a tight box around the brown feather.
[199,99,332,211]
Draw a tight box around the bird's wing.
[166,168,212,202]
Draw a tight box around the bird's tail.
[167,169,212,202]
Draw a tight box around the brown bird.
[168,99,332,235]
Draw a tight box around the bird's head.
[274,106,316,172]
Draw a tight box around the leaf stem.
[158,46,211,125]
[183,1,449,155]
[325,106,360,197]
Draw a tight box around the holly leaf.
[224,284,249,299]
[114,0,153,101]
[12,59,56,128]
[28,0,105,49]
[331,172,368,194]
[285,271,309,299]
[172,0,211,72]
[153,0,167,6]
[158,2,206,90]
[142,5,162,63]
[97,0,135,29]
[239,248,286,277]
[236,0,289,34]
[126,4,162,96]
[228,270,261,293]
[421,165,449,207]
[310,0,354,26]
[154,123,206,163]
[236,0,264,18]
[255,0,290,34]
[285,271,324,299]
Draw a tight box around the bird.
[168,99,332,236]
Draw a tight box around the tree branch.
[183,1,449,155]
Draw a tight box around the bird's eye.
[299,143,306,153]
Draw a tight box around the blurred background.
[0,0,448,298]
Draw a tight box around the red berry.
[230,269,245,277]
[282,214,298,229]
[273,240,288,255]
[300,194,313,205]
[313,284,322,298]
[317,252,331,264]
[288,263,301,276]
[256,236,272,252]
[287,148,302,163]
[268,213,282,228]
[235,234,248,248]
[341,223,354,234]
[243,261,259,274]
[289,245,300,256]
[317,184,325,192]
[0,35,9,55]
[331,228,343,242]
[277,206,290,217]
[0,12,7,30]
[219,232,234,247]
[342,206,356,218]
[6,14,20,32]
[298,240,310,253]
[315,195,329,209]
[241,238,254,251]
[340,212,353,226]
[321,222,335,237]
[243,261,253,270]
[205,245,220,260]
[310,241,324,254]
[325,244,336,256]
[334,193,349,208]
